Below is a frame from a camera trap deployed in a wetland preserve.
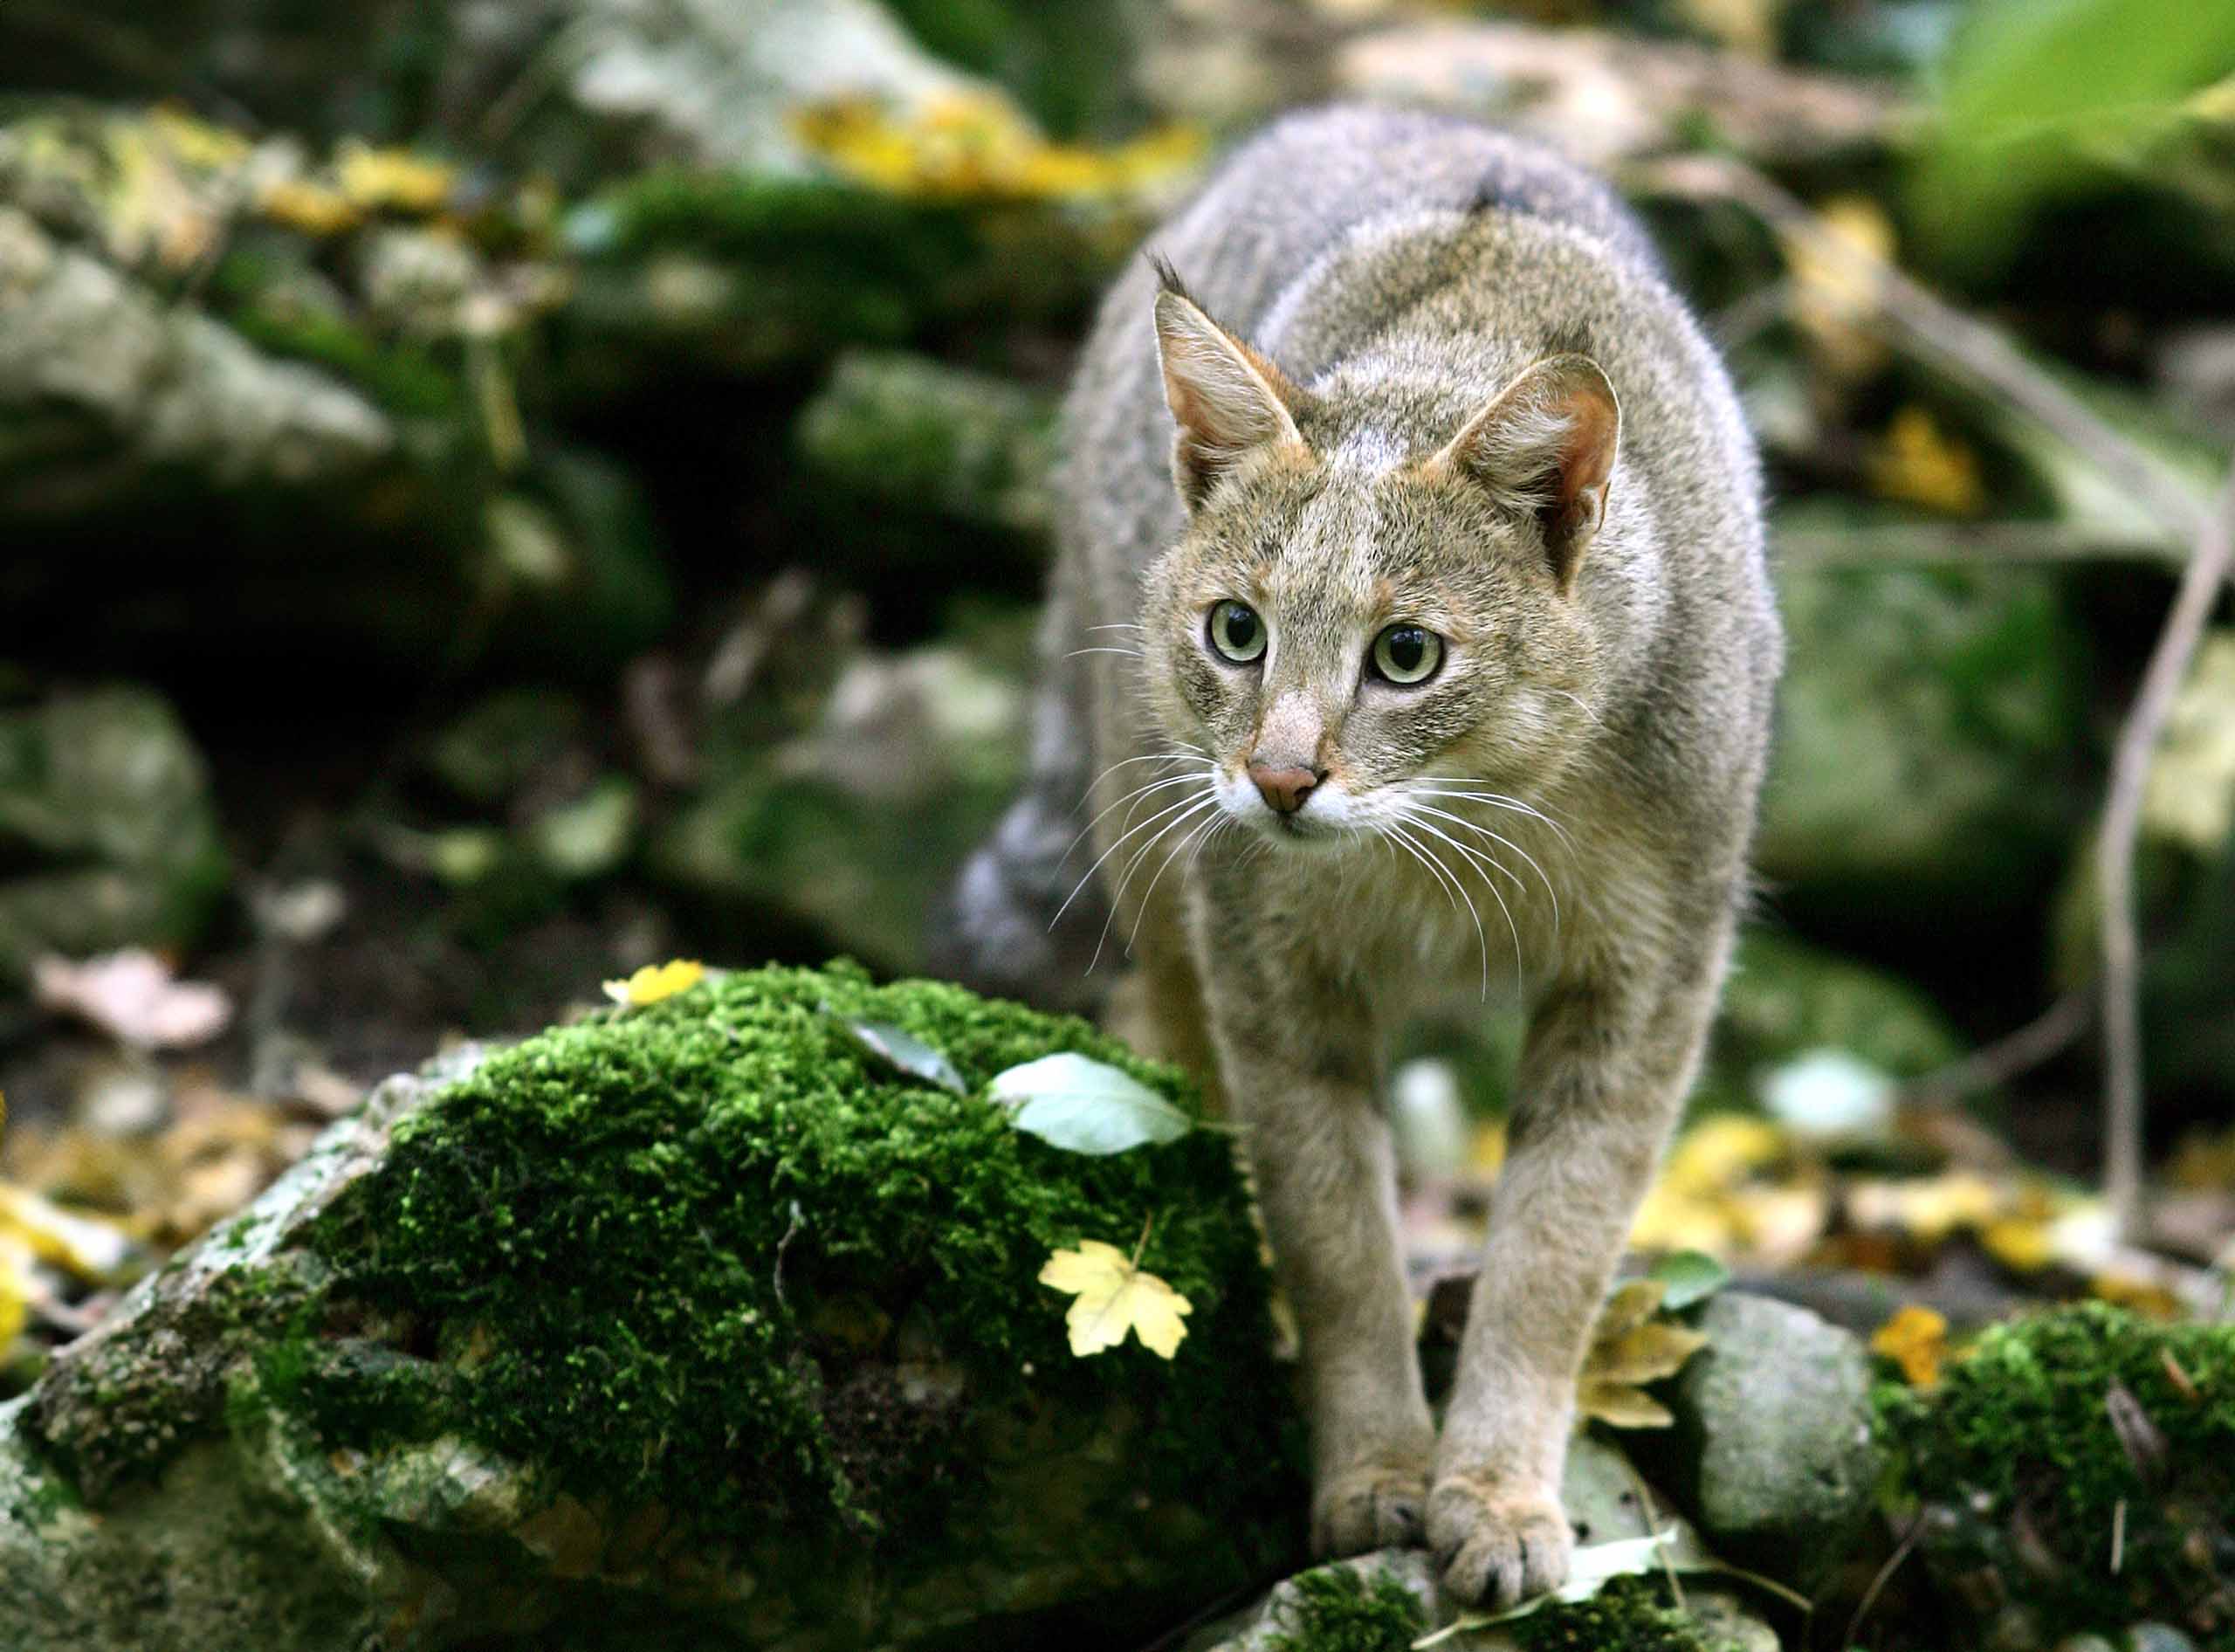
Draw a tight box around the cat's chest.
[1226,839,1565,1008]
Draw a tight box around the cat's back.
[1060,106,1664,582]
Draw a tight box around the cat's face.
[1140,447,1599,852]
[1133,279,1616,854]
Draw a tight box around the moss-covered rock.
[794,348,1056,570]
[0,684,229,981]
[1758,562,2085,931]
[652,643,1028,972]
[1186,1439,1772,1652]
[3,964,1303,1649]
[1881,1304,2235,1649]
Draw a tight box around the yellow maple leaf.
[1871,1304,1948,1386]
[602,960,706,1008]
[1038,1238,1192,1359]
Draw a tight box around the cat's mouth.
[1215,769,1364,850]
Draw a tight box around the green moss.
[1880,1303,2235,1642]
[1268,1566,1423,1652]
[225,299,463,419]
[302,962,1299,1549]
[1515,1577,1737,1652]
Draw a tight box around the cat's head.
[1135,267,1616,851]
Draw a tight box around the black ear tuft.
[1146,251,1198,308]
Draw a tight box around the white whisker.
[1405,809,1528,988]
[1065,767,1215,860]
[1407,802,1558,932]
[1052,787,1214,928]
[1090,794,1222,971]
[1386,822,1489,1001]
[1125,805,1228,953]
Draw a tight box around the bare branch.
[1630,154,2213,547]
[1774,519,2184,568]
[2098,471,2235,1239]
[1901,987,2094,1110]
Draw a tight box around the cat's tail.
[928,641,1111,1014]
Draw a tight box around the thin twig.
[1774,518,2183,568]
[2098,470,2235,1240]
[1901,988,2094,1110]
[1844,1516,1922,1651]
[1629,154,2212,547]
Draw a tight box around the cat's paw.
[1426,1473,1572,1608]
[1311,1460,1430,1558]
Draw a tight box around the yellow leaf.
[336,141,456,214]
[1039,1238,1192,1359]
[0,1231,31,1349]
[602,960,706,1008]
[1576,1278,1709,1429]
[1982,1215,2055,1273]
[259,177,363,237]
[1864,406,1987,517]
[1590,1321,1710,1388]
[0,1185,135,1278]
[1785,195,1895,381]
[1595,1278,1669,1341]
[149,106,251,171]
[1870,1304,1948,1386]
[793,92,1201,203]
[2142,633,2235,855]
[1578,1379,1676,1430]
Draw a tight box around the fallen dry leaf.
[32,950,233,1050]
[1575,1277,1709,1430]
[1038,1238,1192,1359]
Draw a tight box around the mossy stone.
[1881,1304,2235,1648]
[5,966,1303,1649]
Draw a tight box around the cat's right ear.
[1152,270,1308,512]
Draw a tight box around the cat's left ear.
[1427,354,1620,594]
[1152,270,1310,512]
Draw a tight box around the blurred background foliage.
[2,0,2235,1368]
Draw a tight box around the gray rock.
[1641,1291,1884,1591]
[0,685,228,981]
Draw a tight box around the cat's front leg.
[1193,916,1433,1559]
[1429,940,1728,1607]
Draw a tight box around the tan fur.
[944,107,1780,1608]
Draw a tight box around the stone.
[1637,1291,1883,1592]
[0,685,228,981]
[0,966,1303,1649]
[1182,1437,1780,1651]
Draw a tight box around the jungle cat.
[941,105,1781,1607]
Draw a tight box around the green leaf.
[1647,1249,1731,1312]
[988,1052,1193,1154]
[840,1016,965,1093]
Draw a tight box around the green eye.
[1207,600,1266,664]
[1371,624,1442,685]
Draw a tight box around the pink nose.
[1248,764,1319,815]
